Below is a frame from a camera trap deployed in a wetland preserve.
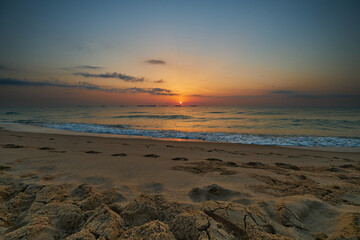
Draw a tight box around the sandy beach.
[0,125,359,239]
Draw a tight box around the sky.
[0,0,359,106]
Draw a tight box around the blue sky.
[0,0,359,106]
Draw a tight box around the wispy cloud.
[77,65,103,69]
[153,79,165,83]
[145,59,166,65]
[289,93,360,99]
[187,94,259,99]
[188,92,360,100]
[61,65,103,71]
[73,72,145,82]
[0,78,178,96]
[0,64,15,71]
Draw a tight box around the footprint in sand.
[188,184,249,202]
[205,158,223,162]
[143,154,160,158]
[172,157,188,161]
[41,174,57,181]
[3,144,26,148]
[275,162,300,171]
[20,172,39,179]
[111,153,127,157]
[38,147,56,150]
[0,165,12,171]
[225,161,238,167]
[49,150,67,153]
[246,162,265,167]
[142,182,163,194]
[85,151,102,154]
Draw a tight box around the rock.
[3,216,61,240]
[102,187,126,204]
[66,229,96,240]
[189,184,244,202]
[278,206,304,228]
[55,203,83,235]
[314,232,328,240]
[83,204,125,239]
[201,200,287,239]
[119,220,175,240]
[28,184,69,214]
[71,184,102,211]
[71,183,95,200]
[121,194,212,239]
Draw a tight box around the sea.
[1,106,360,147]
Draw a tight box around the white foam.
[41,123,360,147]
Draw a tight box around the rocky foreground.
[1,173,359,240]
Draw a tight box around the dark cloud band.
[0,64,15,71]
[146,59,166,65]
[61,65,103,71]
[0,78,177,96]
[73,72,145,82]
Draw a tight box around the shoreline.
[1,126,360,239]
[1,122,360,153]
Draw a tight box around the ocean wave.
[39,122,360,147]
[5,112,20,115]
[14,119,41,124]
[248,111,286,115]
[112,114,192,120]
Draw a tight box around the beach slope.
[0,127,359,239]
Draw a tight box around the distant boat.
[159,105,168,107]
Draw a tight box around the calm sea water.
[1,106,360,147]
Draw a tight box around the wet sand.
[0,125,359,239]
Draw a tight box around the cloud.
[73,72,145,82]
[0,64,15,71]
[77,65,103,69]
[61,65,103,71]
[270,90,298,94]
[290,93,360,99]
[145,59,166,65]
[187,94,258,99]
[188,92,360,100]
[0,78,178,96]
[153,79,165,83]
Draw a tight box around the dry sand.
[0,124,359,239]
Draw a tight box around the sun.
[179,101,182,104]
